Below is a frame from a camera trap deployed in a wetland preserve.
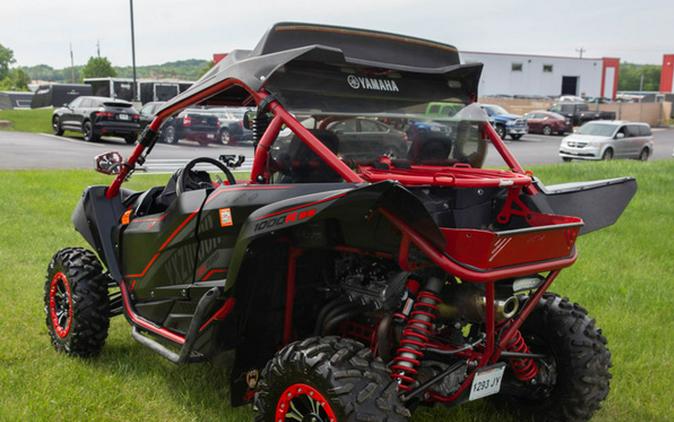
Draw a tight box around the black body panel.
[530,177,637,234]
[72,186,128,280]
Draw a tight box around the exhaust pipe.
[438,284,519,323]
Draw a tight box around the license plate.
[207,133,215,139]
[468,363,506,401]
[118,114,129,120]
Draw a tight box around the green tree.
[0,43,16,80]
[81,56,117,79]
[0,68,31,91]
[618,63,661,91]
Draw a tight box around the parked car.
[523,110,572,135]
[559,120,653,161]
[204,108,254,145]
[138,102,220,145]
[548,102,616,126]
[52,96,140,143]
[479,104,528,140]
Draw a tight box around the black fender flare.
[223,181,443,291]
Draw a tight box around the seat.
[407,132,453,165]
[280,129,342,183]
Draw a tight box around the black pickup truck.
[549,102,616,126]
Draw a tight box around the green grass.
[0,161,672,421]
[0,108,53,133]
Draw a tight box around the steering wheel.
[176,157,236,196]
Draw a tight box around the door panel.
[121,189,208,323]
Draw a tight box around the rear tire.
[601,148,613,161]
[44,248,110,357]
[562,157,572,162]
[52,116,64,136]
[497,293,611,422]
[82,121,99,142]
[542,125,552,136]
[638,148,649,161]
[254,336,409,421]
[511,134,523,140]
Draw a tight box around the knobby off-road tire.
[44,248,110,357]
[254,336,410,422]
[500,293,611,422]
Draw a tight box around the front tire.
[495,125,506,139]
[638,148,649,161]
[44,248,110,357]
[163,125,179,144]
[542,125,552,136]
[219,128,233,145]
[562,157,572,162]
[511,134,523,141]
[498,293,611,422]
[602,148,613,161]
[254,336,409,421]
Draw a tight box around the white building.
[460,51,620,99]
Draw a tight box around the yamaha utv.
[44,23,636,421]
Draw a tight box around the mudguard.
[530,177,637,235]
[72,186,127,280]
[224,181,442,290]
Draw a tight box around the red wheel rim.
[49,272,73,339]
[275,383,337,422]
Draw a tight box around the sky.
[2,0,673,68]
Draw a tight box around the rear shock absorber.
[391,277,443,391]
[505,329,539,382]
[252,112,271,145]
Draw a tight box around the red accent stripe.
[120,281,186,344]
[256,192,346,221]
[204,184,289,205]
[125,253,160,278]
[159,211,198,251]
[199,297,236,332]
[201,268,227,281]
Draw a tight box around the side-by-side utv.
[44,23,636,421]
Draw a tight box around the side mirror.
[94,151,124,175]
[615,132,625,139]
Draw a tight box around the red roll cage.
[107,78,578,399]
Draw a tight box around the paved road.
[1,129,673,171]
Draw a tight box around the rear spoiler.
[528,177,637,235]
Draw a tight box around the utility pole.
[97,40,101,57]
[575,47,585,59]
[69,42,75,83]
[639,74,644,91]
[129,0,138,101]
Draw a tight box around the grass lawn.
[0,108,53,133]
[0,161,672,421]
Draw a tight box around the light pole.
[129,0,137,101]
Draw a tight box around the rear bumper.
[94,122,140,136]
[506,126,528,135]
[182,127,218,142]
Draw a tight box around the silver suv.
[559,121,653,162]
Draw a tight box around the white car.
[559,121,654,162]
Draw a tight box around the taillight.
[183,115,192,126]
[96,111,114,118]
[132,114,140,120]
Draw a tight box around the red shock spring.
[390,290,442,391]
[505,329,539,382]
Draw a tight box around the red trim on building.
[600,58,620,100]
[660,54,674,93]
[212,53,228,64]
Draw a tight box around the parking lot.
[1,128,672,172]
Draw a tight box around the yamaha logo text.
[347,74,399,92]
